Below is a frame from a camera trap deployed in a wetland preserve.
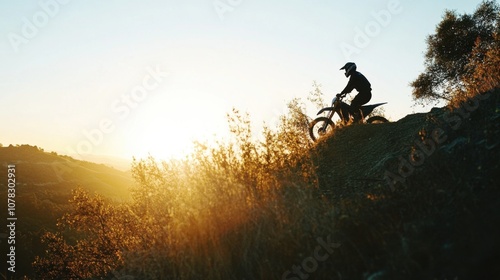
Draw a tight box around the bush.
[34,93,340,279]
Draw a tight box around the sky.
[0,0,485,164]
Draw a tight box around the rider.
[338,62,372,122]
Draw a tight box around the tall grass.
[34,92,339,279]
[123,101,330,279]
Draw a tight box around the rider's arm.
[340,77,355,95]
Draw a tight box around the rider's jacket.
[341,71,372,95]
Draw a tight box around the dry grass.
[34,95,342,279]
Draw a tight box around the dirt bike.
[309,94,388,141]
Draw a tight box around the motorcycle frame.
[317,96,347,131]
[309,95,387,141]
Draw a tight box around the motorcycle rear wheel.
[309,117,335,141]
[366,116,389,124]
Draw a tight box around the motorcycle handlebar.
[331,94,344,105]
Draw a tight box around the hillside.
[0,145,134,277]
[315,90,498,193]
[311,90,500,278]
[0,145,133,199]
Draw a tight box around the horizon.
[0,0,483,162]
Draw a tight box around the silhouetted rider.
[338,62,372,122]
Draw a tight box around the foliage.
[462,33,500,97]
[33,188,140,279]
[33,90,338,279]
[32,90,500,278]
[411,0,500,105]
[307,80,327,109]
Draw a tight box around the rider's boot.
[351,109,363,123]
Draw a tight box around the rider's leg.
[337,102,351,124]
[350,91,372,122]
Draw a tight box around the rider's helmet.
[340,62,357,77]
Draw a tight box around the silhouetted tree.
[411,1,500,104]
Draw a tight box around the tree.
[411,1,500,104]
[33,188,140,279]
[464,32,500,95]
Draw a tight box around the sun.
[122,90,231,161]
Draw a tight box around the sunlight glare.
[125,90,230,160]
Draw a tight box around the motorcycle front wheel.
[309,117,335,142]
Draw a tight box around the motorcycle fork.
[322,107,336,131]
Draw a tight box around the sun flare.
[123,90,231,160]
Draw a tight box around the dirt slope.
[314,111,429,193]
[310,90,500,278]
[314,90,499,196]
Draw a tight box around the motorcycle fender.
[317,107,335,115]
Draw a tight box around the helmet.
[340,62,357,77]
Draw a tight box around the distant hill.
[62,152,133,171]
[0,145,134,276]
[0,145,133,199]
